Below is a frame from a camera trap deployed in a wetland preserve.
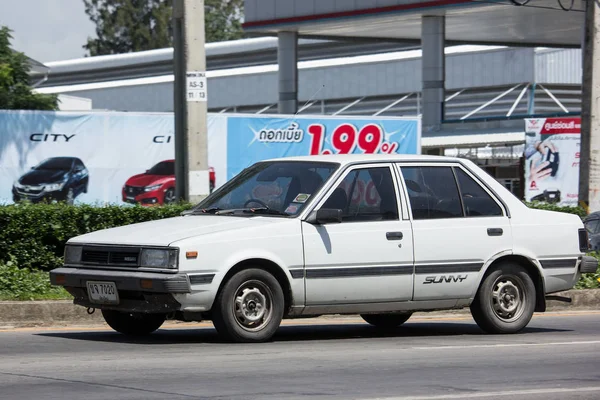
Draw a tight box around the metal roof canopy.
[243,0,585,48]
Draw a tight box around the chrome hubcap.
[233,280,273,332]
[491,276,525,322]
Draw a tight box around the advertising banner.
[0,111,420,206]
[0,111,227,206]
[524,117,581,206]
[225,115,421,179]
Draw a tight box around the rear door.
[302,163,414,305]
[396,162,512,301]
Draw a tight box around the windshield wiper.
[242,207,289,217]
[189,207,222,215]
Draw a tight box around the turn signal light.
[186,251,198,259]
[140,279,153,289]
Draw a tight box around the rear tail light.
[579,228,590,253]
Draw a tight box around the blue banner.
[226,115,420,179]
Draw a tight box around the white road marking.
[366,386,600,400]
[410,340,600,351]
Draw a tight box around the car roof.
[262,154,462,165]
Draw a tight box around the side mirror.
[306,208,342,225]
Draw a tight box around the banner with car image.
[524,117,581,206]
[0,110,227,206]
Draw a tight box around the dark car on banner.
[12,157,89,205]
[123,159,216,206]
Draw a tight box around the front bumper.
[50,268,191,313]
[122,190,163,205]
[13,187,64,203]
[580,256,599,273]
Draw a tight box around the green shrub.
[0,202,193,272]
[0,259,69,300]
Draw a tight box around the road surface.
[1,312,600,400]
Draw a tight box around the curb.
[0,289,598,329]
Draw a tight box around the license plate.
[86,281,119,305]
[126,196,135,201]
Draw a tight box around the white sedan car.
[50,155,597,342]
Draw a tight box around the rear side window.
[401,166,462,220]
[454,168,503,217]
[322,167,399,222]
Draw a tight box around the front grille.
[81,250,109,264]
[125,185,144,197]
[17,186,44,195]
[81,246,141,266]
[109,251,139,265]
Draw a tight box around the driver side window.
[322,166,399,222]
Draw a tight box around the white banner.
[0,111,227,206]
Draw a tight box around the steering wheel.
[244,198,269,208]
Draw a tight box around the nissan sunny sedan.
[50,154,597,343]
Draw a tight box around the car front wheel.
[212,268,284,343]
[470,263,536,334]
[101,310,166,336]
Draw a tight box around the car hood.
[126,174,172,187]
[68,215,290,246]
[19,169,67,185]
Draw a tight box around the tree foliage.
[83,0,244,56]
[0,26,58,111]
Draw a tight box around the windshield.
[195,161,339,217]
[148,161,174,176]
[36,157,74,170]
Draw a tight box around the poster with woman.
[524,117,581,206]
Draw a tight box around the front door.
[397,163,513,301]
[302,163,414,305]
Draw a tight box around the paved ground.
[1,312,600,400]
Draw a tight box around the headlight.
[45,182,65,191]
[144,184,162,192]
[13,180,23,188]
[64,245,83,264]
[140,248,178,269]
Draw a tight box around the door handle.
[386,232,403,240]
[487,228,503,236]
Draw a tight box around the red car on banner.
[122,160,216,206]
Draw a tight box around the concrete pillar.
[421,16,445,131]
[278,31,298,114]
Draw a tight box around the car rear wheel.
[101,310,166,336]
[361,313,412,328]
[212,268,284,343]
[470,263,536,334]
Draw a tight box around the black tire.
[101,310,166,336]
[163,188,176,204]
[470,263,536,334]
[361,313,412,328]
[212,268,284,343]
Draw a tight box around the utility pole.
[580,0,600,212]
[173,0,210,204]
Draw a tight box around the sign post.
[172,0,210,204]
